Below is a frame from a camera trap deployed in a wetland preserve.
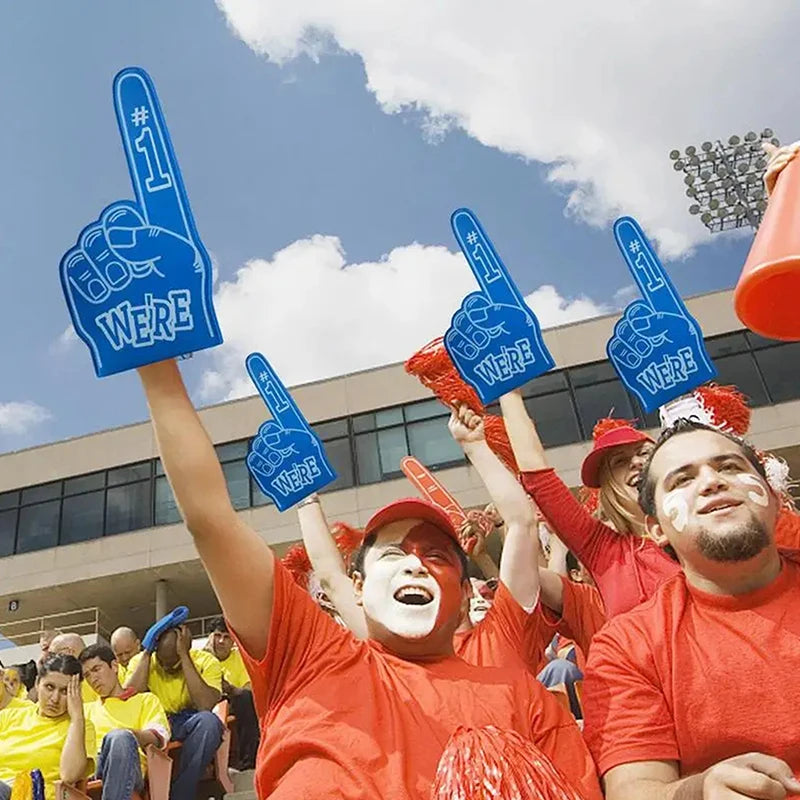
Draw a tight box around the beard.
[695,517,770,562]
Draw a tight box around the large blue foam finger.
[62,248,111,305]
[81,225,132,292]
[445,328,480,361]
[142,605,189,652]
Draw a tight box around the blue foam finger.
[607,215,716,412]
[245,352,337,511]
[141,605,189,652]
[59,68,222,378]
[444,208,554,404]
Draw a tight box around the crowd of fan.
[0,617,259,800]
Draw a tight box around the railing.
[183,613,224,640]
[0,607,111,647]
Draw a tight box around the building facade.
[1,288,799,642]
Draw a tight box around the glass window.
[574,383,634,439]
[322,438,355,492]
[155,476,181,525]
[313,419,349,440]
[355,427,408,484]
[524,392,581,448]
[64,472,105,496]
[21,482,61,505]
[754,343,800,404]
[353,408,404,433]
[60,491,105,544]
[155,459,165,476]
[16,501,60,553]
[251,478,273,507]
[705,333,748,358]
[521,371,568,397]
[0,509,17,557]
[0,491,19,511]
[215,441,249,462]
[569,361,619,387]
[407,418,464,467]
[745,331,780,350]
[222,461,250,510]
[404,399,447,422]
[105,482,152,535]
[713,353,768,407]
[107,462,151,487]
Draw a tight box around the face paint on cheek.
[662,490,689,532]
[736,473,769,507]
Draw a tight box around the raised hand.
[447,404,485,445]
[66,674,83,720]
[444,208,554,404]
[245,353,336,511]
[60,67,222,377]
[607,216,716,412]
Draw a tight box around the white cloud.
[51,325,78,355]
[200,235,606,400]
[216,0,800,257]
[0,402,51,435]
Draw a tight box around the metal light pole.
[670,129,780,233]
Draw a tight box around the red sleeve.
[520,468,614,572]
[227,556,355,716]
[525,677,604,800]
[487,583,551,673]
[582,621,679,776]
[560,579,607,660]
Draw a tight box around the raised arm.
[176,627,221,711]
[297,496,368,638]
[450,405,539,608]
[61,676,90,784]
[498,389,548,471]
[137,360,274,659]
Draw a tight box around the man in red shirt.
[135,360,601,800]
[583,419,800,800]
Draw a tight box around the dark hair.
[209,617,228,634]
[11,661,38,691]
[638,419,767,516]
[79,644,116,667]
[38,654,82,681]
[352,532,470,581]
[566,551,580,575]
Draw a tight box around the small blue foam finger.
[141,605,189,652]
[113,68,192,240]
[246,353,305,431]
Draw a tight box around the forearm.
[180,657,221,711]
[548,533,569,576]
[124,654,150,692]
[463,440,534,529]
[499,391,548,471]
[537,568,565,615]
[499,520,540,608]
[134,729,164,750]
[472,551,499,579]
[298,500,368,638]
[607,776,702,800]
[60,718,88,783]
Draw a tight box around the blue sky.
[0,1,764,453]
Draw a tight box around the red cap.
[364,498,460,543]
[580,425,652,488]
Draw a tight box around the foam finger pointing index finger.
[613,216,685,317]
[246,353,305,432]
[451,208,522,309]
[113,67,191,239]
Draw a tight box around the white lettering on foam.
[270,456,322,497]
[635,347,698,395]
[95,290,194,350]
[473,339,537,385]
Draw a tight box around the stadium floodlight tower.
[669,129,780,233]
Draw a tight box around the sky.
[1,0,797,454]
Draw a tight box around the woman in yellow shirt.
[0,654,95,800]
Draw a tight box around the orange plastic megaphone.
[734,156,800,340]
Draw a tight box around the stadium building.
[1,287,799,660]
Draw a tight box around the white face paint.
[662,489,689,532]
[360,529,442,639]
[735,473,769,507]
[468,579,492,626]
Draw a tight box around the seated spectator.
[126,625,223,800]
[583,420,800,799]
[110,627,142,685]
[206,618,259,770]
[0,654,95,800]
[2,666,27,700]
[50,633,99,703]
[79,644,170,800]
[0,666,32,711]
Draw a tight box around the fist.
[448,404,485,445]
[763,140,800,196]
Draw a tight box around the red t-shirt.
[583,552,800,779]
[235,558,602,800]
[454,582,550,673]
[521,469,680,617]
[541,577,607,673]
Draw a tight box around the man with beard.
[582,419,800,800]
[134,359,601,800]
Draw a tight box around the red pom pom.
[694,384,750,436]
[578,485,600,516]
[282,543,313,589]
[776,507,800,551]
[331,522,365,569]
[591,417,638,442]
[432,726,587,800]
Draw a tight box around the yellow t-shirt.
[117,662,130,686]
[5,695,34,710]
[219,649,250,689]
[81,680,99,704]
[127,650,222,714]
[84,692,170,775]
[0,705,96,800]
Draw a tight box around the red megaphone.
[734,156,800,341]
